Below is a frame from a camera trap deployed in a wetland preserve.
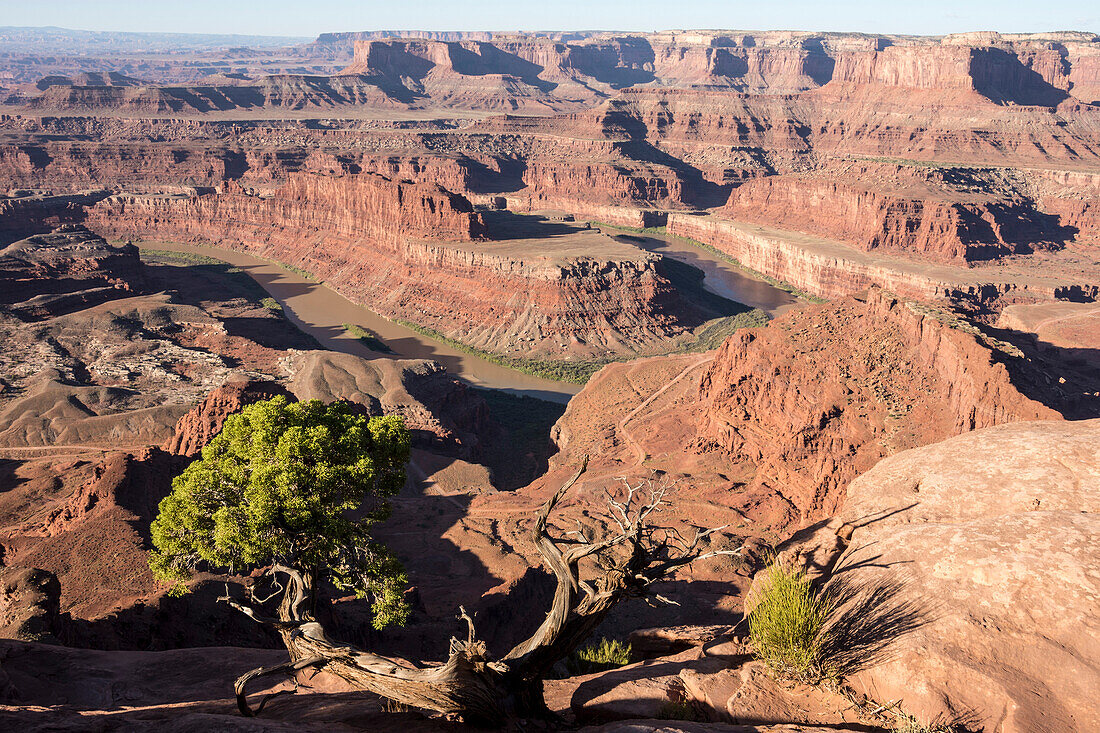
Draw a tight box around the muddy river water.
[613,231,799,315]
[138,236,796,404]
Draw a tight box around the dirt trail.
[617,354,714,464]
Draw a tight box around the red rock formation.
[162,377,290,457]
[481,289,1067,562]
[770,419,1100,733]
[0,449,179,618]
[504,193,667,228]
[694,288,1061,518]
[823,42,1076,106]
[666,212,1099,312]
[0,139,244,192]
[88,171,484,242]
[84,173,707,358]
[379,288,1080,668]
[722,168,1072,263]
[520,159,683,208]
[0,192,106,233]
[0,225,143,319]
[0,567,62,643]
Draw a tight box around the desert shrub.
[748,560,835,682]
[277,261,318,280]
[343,323,393,353]
[260,296,283,312]
[565,637,632,675]
[656,699,707,722]
[893,716,959,733]
[382,698,411,713]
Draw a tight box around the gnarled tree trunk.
[224,460,737,725]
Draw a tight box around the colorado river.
[136,234,799,404]
[612,231,800,315]
[136,241,583,403]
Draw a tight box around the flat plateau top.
[437,214,657,266]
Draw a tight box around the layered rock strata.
[667,213,1099,313]
[694,288,1060,518]
[13,31,1100,113]
[85,173,710,358]
[425,287,1070,632]
[721,167,1074,263]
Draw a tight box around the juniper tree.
[149,395,411,628]
[151,399,738,724]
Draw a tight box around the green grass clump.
[656,700,707,722]
[138,247,233,268]
[277,261,318,281]
[137,247,289,316]
[587,220,669,235]
[343,323,394,354]
[565,638,632,676]
[748,560,836,683]
[892,716,959,733]
[682,309,769,352]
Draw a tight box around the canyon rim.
[0,10,1097,733]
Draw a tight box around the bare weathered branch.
[235,655,326,717]
[215,461,741,725]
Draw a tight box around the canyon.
[80,174,738,361]
[0,23,1097,733]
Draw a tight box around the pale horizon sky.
[1,0,1097,39]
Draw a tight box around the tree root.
[234,654,327,717]
[221,460,740,724]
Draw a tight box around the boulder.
[772,418,1100,732]
[628,625,735,660]
[0,567,62,643]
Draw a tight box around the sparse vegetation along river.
[135,236,799,404]
[135,240,583,403]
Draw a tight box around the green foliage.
[277,261,318,281]
[586,220,669,235]
[137,246,294,320]
[682,310,770,352]
[148,396,412,628]
[893,717,959,733]
[565,637,632,675]
[748,560,836,682]
[656,700,707,721]
[343,323,394,354]
[138,247,233,267]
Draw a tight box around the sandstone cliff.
[694,288,1060,518]
[16,31,1100,114]
[722,167,1073,263]
[501,288,1066,544]
[86,171,485,244]
[0,225,143,320]
[666,212,1099,313]
[84,174,711,359]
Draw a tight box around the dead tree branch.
[220,459,739,725]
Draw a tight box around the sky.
[1,0,1097,38]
